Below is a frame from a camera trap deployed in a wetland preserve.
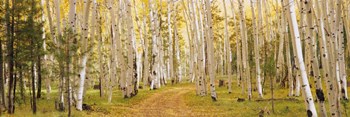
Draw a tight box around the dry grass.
[1,75,349,117]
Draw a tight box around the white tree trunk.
[107,0,122,103]
[303,0,327,116]
[142,2,150,87]
[223,0,232,94]
[77,0,91,110]
[54,0,64,106]
[149,0,158,90]
[124,0,136,97]
[132,0,143,90]
[229,0,242,88]
[285,0,317,116]
[45,0,54,100]
[314,0,341,115]
[205,0,217,101]
[250,0,263,98]
[167,0,174,84]
[238,0,251,100]
[281,2,293,97]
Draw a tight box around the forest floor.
[2,76,350,117]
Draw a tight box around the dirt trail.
[131,85,195,117]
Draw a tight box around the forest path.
[131,84,195,116]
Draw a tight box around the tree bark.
[304,0,327,116]
[44,0,53,100]
[142,2,150,87]
[6,0,15,113]
[238,0,251,100]
[76,0,91,111]
[250,0,263,98]
[284,0,317,116]
[0,36,4,110]
[223,0,232,94]
[205,0,217,101]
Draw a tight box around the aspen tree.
[182,2,192,83]
[276,8,285,88]
[149,0,159,90]
[238,0,252,100]
[205,0,217,101]
[124,0,137,97]
[174,2,182,83]
[314,0,339,115]
[97,7,104,97]
[303,0,327,116]
[285,0,301,96]
[281,0,293,96]
[107,0,122,102]
[187,0,195,83]
[201,0,208,94]
[324,0,343,115]
[133,0,143,90]
[142,2,150,87]
[190,0,200,94]
[229,0,242,87]
[284,0,317,116]
[118,0,129,97]
[155,0,162,88]
[250,0,263,98]
[223,0,233,94]
[197,0,206,95]
[77,0,91,110]
[54,0,65,110]
[157,0,166,86]
[167,0,174,84]
[45,0,54,99]
[67,0,77,113]
[90,0,99,96]
[276,0,285,93]
[336,1,348,100]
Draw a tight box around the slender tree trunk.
[6,0,15,113]
[319,0,342,115]
[30,25,37,114]
[167,0,174,84]
[205,0,217,101]
[276,0,285,89]
[36,49,42,99]
[190,0,199,94]
[250,0,263,98]
[303,0,327,116]
[76,0,91,111]
[186,0,195,83]
[223,0,232,94]
[285,0,301,96]
[229,0,241,88]
[133,0,143,90]
[44,0,53,99]
[124,0,137,97]
[53,0,65,111]
[336,1,348,101]
[142,2,150,87]
[107,0,118,103]
[149,0,159,90]
[282,4,293,96]
[238,0,251,100]
[97,4,103,97]
[174,8,182,83]
[0,28,5,110]
[284,0,317,116]
[17,64,25,104]
[314,1,336,116]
